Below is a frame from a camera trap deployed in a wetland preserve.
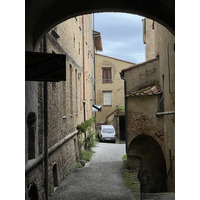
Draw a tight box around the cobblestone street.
[50,143,132,200]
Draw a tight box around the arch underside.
[128,134,167,193]
[25,0,175,49]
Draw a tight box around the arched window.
[27,112,36,160]
[53,164,58,188]
[28,183,39,200]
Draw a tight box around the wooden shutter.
[102,68,112,83]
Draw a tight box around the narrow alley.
[25,2,175,199]
[49,143,132,200]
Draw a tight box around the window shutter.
[103,92,112,105]
[107,70,111,81]
[102,68,112,83]
[103,69,107,82]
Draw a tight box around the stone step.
[141,192,175,200]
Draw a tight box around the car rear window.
[103,128,114,133]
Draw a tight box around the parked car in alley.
[99,125,116,143]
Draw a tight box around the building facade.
[121,18,175,192]
[95,54,135,126]
[95,54,135,141]
[25,14,95,200]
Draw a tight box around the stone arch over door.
[128,134,167,193]
[25,0,175,50]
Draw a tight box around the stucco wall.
[124,57,160,94]
[154,21,175,191]
[95,54,135,124]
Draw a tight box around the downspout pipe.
[120,71,128,154]
[43,35,49,200]
[82,15,87,150]
[82,15,86,102]
[93,14,97,130]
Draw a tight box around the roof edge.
[95,53,136,65]
[121,56,159,72]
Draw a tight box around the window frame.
[102,67,112,83]
[103,91,112,106]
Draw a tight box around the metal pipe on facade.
[25,131,78,173]
[156,111,175,116]
[93,13,97,129]
[120,71,128,154]
[82,15,86,125]
[43,35,49,200]
[82,15,86,101]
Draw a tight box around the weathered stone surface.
[25,15,95,200]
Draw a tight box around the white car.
[99,125,116,143]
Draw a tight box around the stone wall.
[126,95,164,153]
[123,57,160,94]
[123,18,175,192]
[146,19,175,191]
[25,14,95,200]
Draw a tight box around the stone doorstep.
[142,192,175,200]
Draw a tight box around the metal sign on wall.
[25,51,66,81]
[92,105,102,112]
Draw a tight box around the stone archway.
[25,0,174,50]
[128,134,167,193]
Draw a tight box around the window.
[103,91,112,106]
[28,183,39,200]
[51,30,60,40]
[102,68,112,83]
[73,33,75,48]
[142,18,146,44]
[78,42,80,55]
[75,69,78,114]
[70,64,73,115]
[27,112,36,160]
[53,164,58,188]
[62,82,66,116]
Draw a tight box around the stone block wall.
[152,20,175,192]
[25,14,95,200]
[124,18,175,192]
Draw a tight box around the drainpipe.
[43,35,49,200]
[120,71,128,154]
[82,15,87,150]
[93,13,97,130]
[82,15,86,102]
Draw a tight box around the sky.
[94,12,146,64]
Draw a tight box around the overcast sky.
[94,12,146,64]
